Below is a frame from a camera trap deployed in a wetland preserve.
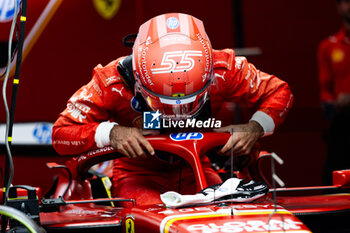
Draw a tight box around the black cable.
[45,164,72,199]
[9,0,28,146]
[256,154,273,187]
[1,2,20,232]
[2,1,27,232]
[4,0,27,190]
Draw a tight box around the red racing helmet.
[132,13,214,119]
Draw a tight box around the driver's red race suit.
[52,49,293,205]
[318,28,350,102]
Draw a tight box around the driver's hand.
[109,125,157,159]
[213,121,263,156]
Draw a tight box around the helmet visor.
[140,81,211,120]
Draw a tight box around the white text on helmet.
[196,33,211,73]
[151,51,202,74]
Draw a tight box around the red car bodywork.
[26,132,350,232]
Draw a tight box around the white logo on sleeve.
[214,72,226,81]
[67,103,87,122]
[112,87,124,96]
[79,88,93,102]
[106,76,117,85]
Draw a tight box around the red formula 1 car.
[3,132,350,233]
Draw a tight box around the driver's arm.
[223,55,293,136]
[52,61,154,157]
[52,72,117,155]
[213,50,293,155]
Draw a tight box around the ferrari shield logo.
[93,0,121,20]
[125,216,135,233]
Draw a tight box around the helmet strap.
[117,55,136,94]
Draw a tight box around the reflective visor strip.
[141,79,211,102]
[160,95,196,104]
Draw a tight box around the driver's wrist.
[248,120,264,137]
[249,111,275,136]
[109,125,119,142]
[95,121,118,148]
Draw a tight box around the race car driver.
[318,0,350,184]
[52,13,293,206]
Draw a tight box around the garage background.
[0,0,342,194]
